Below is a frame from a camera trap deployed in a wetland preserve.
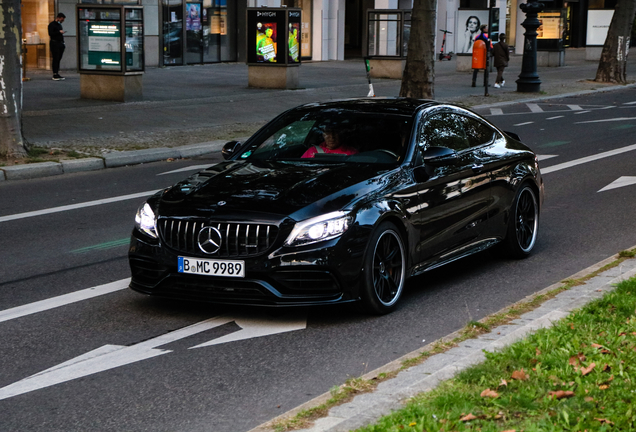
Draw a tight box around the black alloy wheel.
[361,222,406,314]
[502,184,539,258]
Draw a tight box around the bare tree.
[0,0,27,159]
[399,0,436,99]
[595,0,636,83]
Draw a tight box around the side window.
[458,115,495,148]
[418,113,469,152]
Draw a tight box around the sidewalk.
[3,48,635,182]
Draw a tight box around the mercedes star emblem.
[198,226,223,254]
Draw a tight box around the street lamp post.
[516,0,544,92]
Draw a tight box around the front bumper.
[128,230,365,306]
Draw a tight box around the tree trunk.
[0,0,27,159]
[399,0,436,99]
[595,0,636,83]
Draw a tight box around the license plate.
[178,256,245,278]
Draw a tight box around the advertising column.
[247,8,301,89]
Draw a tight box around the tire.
[360,222,406,314]
[501,184,539,259]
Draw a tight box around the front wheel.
[501,184,539,258]
[360,222,406,315]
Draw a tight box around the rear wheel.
[360,222,406,314]
[501,184,539,258]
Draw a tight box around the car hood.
[156,160,394,220]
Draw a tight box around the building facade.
[21,0,617,73]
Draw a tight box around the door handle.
[471,164,484,173]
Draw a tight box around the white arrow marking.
[190,313,307,348]
[598,176,636,192]
[0,316,234,400]
[0,279,130,324]
[0,313,307,400]
[576,117,636,124]
[541,143,636,174]
[537,154,558,161]
[157,164,212,176]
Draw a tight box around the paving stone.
[1,162,63,180]
[61,158,105,173]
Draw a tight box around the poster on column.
[256,21,277,63]
[88,21,121,67]
[288,10,301,63]
[455,10,489,54]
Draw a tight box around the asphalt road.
[1,88,636,432]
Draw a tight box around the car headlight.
[285,211,351,247]
[135,203,158,238]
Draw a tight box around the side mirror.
[222,141,242,160]
[422,146,458,167]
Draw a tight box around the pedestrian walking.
[493,33,510,88]
[471,25,491,87]
[48,13,66,81]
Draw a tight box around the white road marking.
[624,101,636,105]
[0,190,160,224]
[489,108,504,115]
[599,106,616,110]
[598,176,636,192]
[514,122,534,126]
[576,117,636,124]
[574,111,591,114]
[190,314,307,348]
[157,164,212,176]
[567,105,583,111]
[527,104,543,113]
[0,313,307,400]
[541,143,636,174]
[537,154,558,161]
[0,279,130,324]
[546,116,564,120]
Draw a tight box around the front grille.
[159,218,279,257]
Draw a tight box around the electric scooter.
[439,29,453,61]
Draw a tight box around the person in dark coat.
[48,13,66,81]
[493,33,510,88]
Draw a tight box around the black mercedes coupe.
[129,98,544,314]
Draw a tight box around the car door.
[409,109,487,272]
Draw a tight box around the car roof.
[295,98,441,117]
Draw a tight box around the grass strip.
[269,248,635,432]
[355,276,636,432]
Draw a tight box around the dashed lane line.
[541,143,636,174]
[513,121,534,126]
[0,279,130,324]
[546,116,564,120]
[0,190,160,224]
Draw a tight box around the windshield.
[238,109,413,165]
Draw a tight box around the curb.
[0,140,229,182]
[248,249,636,432]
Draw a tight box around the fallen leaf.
[548,390,575,400]
[599,384,609,390]
[460,413,477,422]
[591,343,603,349]
[585,396,595,402]
[501,430,516,432]
[480,388,499,398]
[601,349,611,354]
[511,369,529,381]
[595,418,615,425]
[619,332,627,336]
[580,363,596,376]
[536,348,541,356]
[499,379,508,387]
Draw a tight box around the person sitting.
[301,126,358,158]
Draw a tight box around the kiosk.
[365,10,410,79]
[246,8,301,89]
[536,9,566,67]
[77,5,144,101]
